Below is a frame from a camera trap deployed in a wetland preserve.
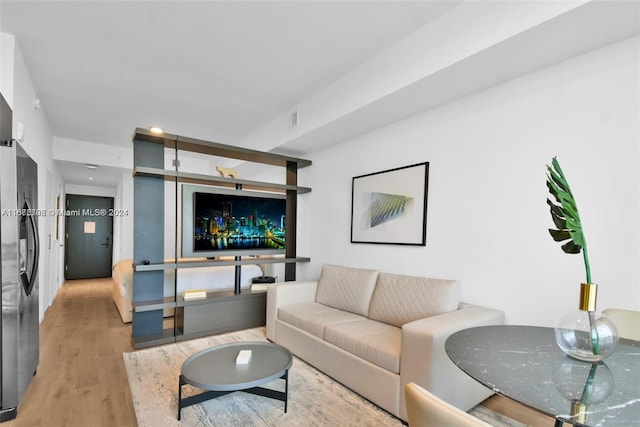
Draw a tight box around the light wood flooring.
[2,278,137,427]
[2,278,555,427]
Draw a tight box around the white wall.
[114,172,134,261]
[53,137,134,265]
[237,1,588,154]
[1,34,64,320]
[302,36,639,327]
[53,137,132,168]
[65,184,116,198]
[0,33,15,105]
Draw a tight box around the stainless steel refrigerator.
[1,93,39,421]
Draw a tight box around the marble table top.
[445,325,640,427]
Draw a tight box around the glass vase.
[552,357,614,425]
[553,358,614,405]
[554,283,619,362]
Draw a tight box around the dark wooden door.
[64,194,113,279]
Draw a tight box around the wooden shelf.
[132,127,312,169]
[175,291,267,340]
[133,166,311,194]
[132,288,268,312]
[133,256,311,272]
[132,328,176,349]
[132,297,176,312]
[176,288,266,307]
[132,127,310,347]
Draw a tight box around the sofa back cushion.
[368,273,460,327]
[315,264,379,316]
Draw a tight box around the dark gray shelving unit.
[131,128,311,349]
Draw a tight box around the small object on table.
[251,276,275,291]
[236,349,252,365]
[216,166,237,178]
[183,289,207,301]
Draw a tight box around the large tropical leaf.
[546,157,597,354]
[546,157,591,282]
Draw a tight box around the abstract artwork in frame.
[351,162,428,245]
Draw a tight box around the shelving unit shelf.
[131,128,311,349]
[133,166,311,194]
[133,257,312,272]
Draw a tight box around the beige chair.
[602,308,640,341]
[404,382,492,427]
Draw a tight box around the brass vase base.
[555,283,619,362]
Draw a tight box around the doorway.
[64,194,114,279]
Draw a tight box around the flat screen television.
[182,184,287,258]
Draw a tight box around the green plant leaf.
[546,198,563,216]
[549,229,571,242]
[546,156,591,283]
[549,210,567,230]
[561,240,582,254]
[547,157,598,356]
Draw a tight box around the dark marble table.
[445,325,640,427]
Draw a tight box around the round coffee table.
[177,341,293,420]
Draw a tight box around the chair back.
[602,308,640,341]
[404,382,492,427]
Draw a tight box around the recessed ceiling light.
[149,127,164,134]
[85,164,98,169]
[89,177,93,180]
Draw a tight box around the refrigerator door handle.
[19,198,39,296]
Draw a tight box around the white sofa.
[266,264,505,422]
[112,259,264,323]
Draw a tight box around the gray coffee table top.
[181,341,293,391]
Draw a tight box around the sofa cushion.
[278,302,364,339]
[315,264,379,316]
[324,319,401,373]
[368,273,460,327]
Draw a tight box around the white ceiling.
[1,1,639,188]
[56,160,130,188]
[2,0,467,186]
[1,1,460,147]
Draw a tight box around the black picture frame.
[351,162,428,245]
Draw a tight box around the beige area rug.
[124,327,527,427]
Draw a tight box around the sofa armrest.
[266,280,318,341]
[400,303,505,416]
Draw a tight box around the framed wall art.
[351,162,428,245]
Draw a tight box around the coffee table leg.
[284,369,289,413]
[178,375,184,421]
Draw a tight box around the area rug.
[124,327,527,427]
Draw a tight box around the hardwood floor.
[3,278,137,427]
[482,395,554,427]
[2,278,555,427]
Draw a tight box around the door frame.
[64,194,114,279]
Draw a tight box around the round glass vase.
[554,283,619,362]
[552,357,614,425]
